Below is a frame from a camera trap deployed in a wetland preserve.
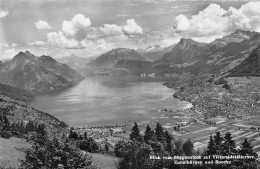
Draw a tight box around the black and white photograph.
[1,0,260,168]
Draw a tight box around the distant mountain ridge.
[210,29,258,49]
[89,48,144,68]
[136,44,174,62]
[0,51,84,94]
[158,38,211,64]
[57,55,95,73]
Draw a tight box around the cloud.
[173,2,260,37]
[28,41,46,46]
[98,19,143,37]
[80,39,115,51]
[99,24,123,36]
[0,43,9,48]
[35,20,52,30]
[138,30,180,47]
[62,14,91,36]
[174,14,190,32]
[122,19,143,35]
[28,13,142,57]
[11,43,18,47]
[47,31,80,48]
[0,11,8,18]
[4,48,17,59]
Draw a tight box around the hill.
[85,48,145,75]
[227,46,260,77]
[0,84,34,102]
[89,48,144,68]
[115,60,153,74]
[0,51,84,94]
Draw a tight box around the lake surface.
[29,76,189,126]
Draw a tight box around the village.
[68,103,260,156]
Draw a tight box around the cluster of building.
[70,126,128,139]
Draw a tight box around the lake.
[29,76,190,127]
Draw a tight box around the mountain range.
[1,30,259,95]
[136,44,174,62]
[153,29,260,75]
[84,29,260,77]
[0,51,84,94]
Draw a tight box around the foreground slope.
[0,95,68,133]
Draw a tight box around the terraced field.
[178,120,260,155]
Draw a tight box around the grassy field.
[91,153,119,169]
[0,137,30,168]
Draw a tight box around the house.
[111,128,123,135]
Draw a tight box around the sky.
[0,0,260,59]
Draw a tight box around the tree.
[1,113,10,131]
[117,140,151,169]
[183,139,194,156]
[154,123,164,143]
[19,121,25,134]
[78,138,99,153]
[144,125,154,143]
[69,130,78,140]
[114,140,129,157]
[20,131,94,169]
[223,132,237,155]
[239,138,257,159]
[174,139,184,155]
[0,112,11,139]
[83,131,88,140]
[0,107,10,131]
[164,131,173,153]
[213,131,224,154]
[27,124,47,146]
[205,135,216,155]
[130,122,142,142]
[25,120,35,133]
[105,140,109,153]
